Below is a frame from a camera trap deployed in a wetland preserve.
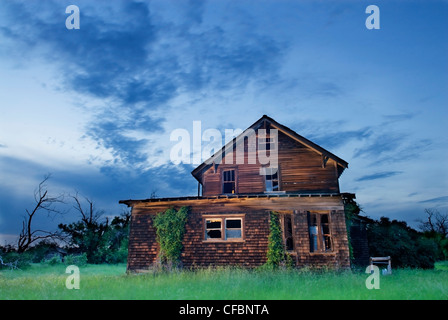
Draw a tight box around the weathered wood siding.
[126,213,158,271]
[277,131,340,193]
[292,210,350,268]
[350,218,370,266]
[200,131,340,196]
[126,196,350,271]
[182,211,269,267]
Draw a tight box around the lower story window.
[205,219,222,239]
[283,215,294,251]
[308,212,332,252]
[225,219,242,239]
[204,216,244,241]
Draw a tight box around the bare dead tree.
[58,193,109,263]
[418,208,448,237]
[70,192,107,229]
[17,174,64,253]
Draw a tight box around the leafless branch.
[70,192,105,227]
[17,174,64,253]
[418,208,448,237]
[0,255,18,270]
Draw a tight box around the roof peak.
[191,114,348,179]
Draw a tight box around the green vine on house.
[265,211,293,269]
[153,206,189,269]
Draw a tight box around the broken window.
[204,215,244,241]
[321,214,332,251]
[222,170,236,194]
[308,212,332,253]
[309,213,318,252]
[205,219,222,239]
[263,167,279,192]
[283,215,294,251]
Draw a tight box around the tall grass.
[1,263,447,300]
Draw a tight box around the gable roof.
[191,114,348,182]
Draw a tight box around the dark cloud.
[288,118,372,151]
[87,120,153,167]
[353,133,405,159]
[419,196,448,204]
[293,115,432,170]
[178,0,206,26]
[325,3,355,27]
[310,126,373,150]
[381,113,415,124]
[0,0,286,169]
[314,82,343,98]
[353,133,432,165]
[0,155,197,236]
[356,171,403,182]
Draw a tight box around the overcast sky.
[0,0,447,244]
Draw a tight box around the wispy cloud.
[419,196,448,204]
[356,171,403,182]
[309,126,373,150]
[381,113,415,125]
[353,133,405,159]
[353,131,432,165]
[313,81,343,98]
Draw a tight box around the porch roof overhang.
[119,192,355,207]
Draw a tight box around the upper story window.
[258,136,275,151]
[261,167,280,192]
[264,167,279,192]
[222,169,236,194]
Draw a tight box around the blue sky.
[0,0,447,244]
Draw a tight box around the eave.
[191,114,349,183]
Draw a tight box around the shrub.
[367,217,441,269]
[44,255,62,265]
[64,253,88,266]
[27,241,61,263]
[435,261,448,271]
[1,251,34,269]
[153,206,189,270]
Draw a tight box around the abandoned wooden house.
[120,115,354,271]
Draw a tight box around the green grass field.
[1,263,447,300]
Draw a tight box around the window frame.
[280,213,294,252]
[203,214,245,242]
[204,218,223,240]
[307,212,333,253]
[258,136,276,151]
[262,167,280,192]
[222,169,237,194]
[225,218,243,239]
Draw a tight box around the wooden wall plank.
[126,196,350,271]
[201,130,340,196]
